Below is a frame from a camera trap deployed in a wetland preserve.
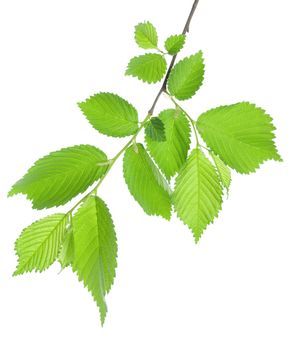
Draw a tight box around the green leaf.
[196,102,282,174]
[125,54,167,84]
[165,34,186,55]
[145,109,191,180]
[72,196,117,325]
[145,117,166,142]
[210,152,231,193]
[58,227,74,269]
[78,93,138,137]
[9,145,108,209]
[123,143,172,219]
[174,149,223,242]
[168,51,205,100]
[14,214,68,275]
[135,21,158,49]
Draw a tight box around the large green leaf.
[197,102,281,174]
[14,214,68,275]
[9,145,108,209]
[123,143,172,219]
[168,51,205,100]
[174,148,223,242]
[145,109,190,180]
[125,53,167,84]
[78,93,138,137]
[165,34,186,55]
[135,22,158,49]
[72,196,117,325]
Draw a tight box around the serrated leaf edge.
[165,34,186,55]
[125,53,167,84]
[78,92,139,138]
[196,102,282,174]
[134,21,158,50]
[13,213,68,276]
[168,50,205,101]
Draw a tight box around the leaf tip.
[193,230,203,244]
[12,267,21,277]
[7,187,16,197]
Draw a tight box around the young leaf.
[14,214,68,275]
[165,34,186,55]
[72,196,117,325]
[125,53,167,84]
[135,21,158,49]
[196,102,282,174]
[145,109,191,180]
[123,143,172,219]
[210,152,231,193]
[145,117,166,142]
[168,51,205,100]
[58,227,74,269]
[78,93,138,137]
[9,145,108,209]
[174,148,223,242]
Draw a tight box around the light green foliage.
[165,34,186,55]
[168,51,205,100]
[78,93,138,137]
[14,214,68,275]
[174,149,223,242]
[126,53,167,83]
[197,103,281,173]
[72,196,117,325]
[210,152,231,193]
[9,145,108,209]
[123,143,172,219]
[145,109,190,180]
[58,227,74,269]
[9,16,282,325]
[135,21,158,49]
[145,117,166,142]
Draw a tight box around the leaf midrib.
[16,160,107,188]
[198,121,276,156]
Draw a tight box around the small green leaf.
[145,117,166,142]
[14,214,68,275]
[168,51,205,100]
[72,196,117,325]
[78,93,138,137]
[58,227,74,269]
[135,21,158,49]
[210,152,232,193]
[126,53,167,84]
[145,109,191,180]
[165,34,186,55]
[123,143,172,219]
[174,149,223,242]
[9,145,108,209]
[196,102,282,174]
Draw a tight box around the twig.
[182,0,200,34]
[148,0,201,114]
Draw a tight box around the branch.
[148,0,200,115]
[182,0,200,34]
[69,1,201,212]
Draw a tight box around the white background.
[0,0,287,348]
